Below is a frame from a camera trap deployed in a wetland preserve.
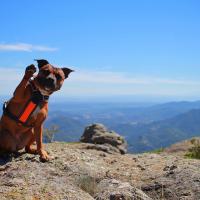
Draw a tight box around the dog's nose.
[47,78,54,84]
[46,78,55,88]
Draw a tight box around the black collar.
[29,81,49,103]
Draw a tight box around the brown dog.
[0,59,73,161]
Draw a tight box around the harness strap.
[2,81,49,128]
[3,102,33,128]
[19,101,37,123]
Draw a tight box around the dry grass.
[75,174,99,197]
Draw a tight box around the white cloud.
[0,43,58,52]
[70,69,200,86]
[0,67,200,98]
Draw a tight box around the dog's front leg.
[13,64,36,102]
[34,124,50,162]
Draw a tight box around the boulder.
[95,179,152,200]
[80,123,127,154]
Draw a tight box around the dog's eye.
[55,74,62,80]
[41,69,50,76]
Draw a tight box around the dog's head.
[34,59,73,95]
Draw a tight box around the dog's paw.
[25,146,37,155]
[25,64,37,79]
[39,149,51,162]
[26,64,36,73]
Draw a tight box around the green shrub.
[185,138,200,159]
[147,147,165,154]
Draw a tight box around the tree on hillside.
[43,125,59,143]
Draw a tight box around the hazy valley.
[41,100,200,153]
[1,95,200,153]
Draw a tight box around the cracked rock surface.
[0,141,199,200]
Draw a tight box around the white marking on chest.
[32,106,40,117]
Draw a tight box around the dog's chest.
[31,105,41,118]
[30,103,47,118]
[26,102,47,126]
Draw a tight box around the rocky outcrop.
[0,140,199,200]
[80,123,127,154]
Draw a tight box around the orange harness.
[3,81,49,127]
[19,101,37,123]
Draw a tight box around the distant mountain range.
[1,97,200,153]
[122,109,200,152]
[44,100,200,152]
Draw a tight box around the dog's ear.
[34,59,49,69]
[62,68,74,79]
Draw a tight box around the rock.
[86,143,120,154]
[137,164,146,171]
[163,164,177,171]
[95,178,152,200]
[80,124,127,154]
[0,141,199,200]
[141,182,165,192]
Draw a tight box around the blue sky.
[0,0,200,101]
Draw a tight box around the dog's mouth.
[44,87,52,91]
[37,77,55,90]
[36,77,56,92]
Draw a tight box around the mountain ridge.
[127,108,200,152]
